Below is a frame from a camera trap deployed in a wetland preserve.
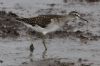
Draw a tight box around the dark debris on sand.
[20,58,92,66]
[0,11,26,38]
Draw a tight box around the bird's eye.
[69,11,80,17]
[72,13,80,17]
[74,13,78,16]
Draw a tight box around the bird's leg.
[38,33,47,59]
[27,32,35,61]
[29,43,34,57]
[42,35,47,51]
[41,34,47,59]
[39,33,47,50]
[29,43,34,62]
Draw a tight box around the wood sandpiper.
[16,11,88,57]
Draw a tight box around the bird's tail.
[16,17,30,23]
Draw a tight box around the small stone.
[78,58,82,62]
[22,62,28,64]
[81,64,91,66]
[0,60,3,63]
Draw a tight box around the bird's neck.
[51,15,70,26]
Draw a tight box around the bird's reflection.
[42,49,47,59]
[28,52,33,62]
[29,48,47,62]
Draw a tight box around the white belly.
[21,21,61,35]
[44,24,60,34]
[33,24,60,35]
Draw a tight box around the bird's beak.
[76,15,89,23]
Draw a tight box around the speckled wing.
[16,15,64,28]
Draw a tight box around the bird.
[16,11,88,57]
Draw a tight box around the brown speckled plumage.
[17,15,64,28]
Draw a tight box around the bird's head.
[67,11,88,23]
[68,11,80,19]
